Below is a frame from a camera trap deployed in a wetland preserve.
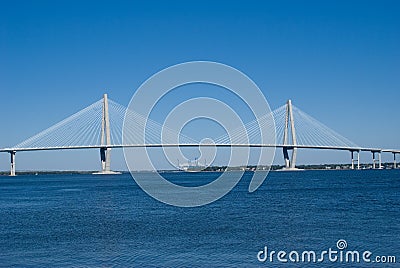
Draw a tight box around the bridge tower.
[94,93,119,175]
[101,93,111,173]
[282,99,298,170]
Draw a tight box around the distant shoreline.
[0,162,398,176]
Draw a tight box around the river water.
[0,170,399,267]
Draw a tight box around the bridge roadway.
[1,143,399,175]
[0,144,399,154]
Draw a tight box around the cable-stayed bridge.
[1,94,399,176]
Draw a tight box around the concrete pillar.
[100,147,106,172]
[372,152,376,169]
[378,151,382,169]
[351,150,360,170]
[393,153,397,169]
[282,100,297,169]
[290,148,297,169]
[103,94,111,172]
[351,151,354,170]
[10,151,16,176]
[283,147,290,168]
[283,101,289,146]
[288,100,297,169]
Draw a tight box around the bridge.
[1,94,399,175]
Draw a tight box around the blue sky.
[0,1,399,170]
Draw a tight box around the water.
[0,170,399,267]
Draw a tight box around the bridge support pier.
[291,148,297,169]
[283,147,297,169]
[372,151,377,169]
[283,147,290,168]
[393,153,397,169]
[100,147,111,173]
[10,151,16,176]
[351,150,360,170]
[372,151,382,169]
[378,151,382,169]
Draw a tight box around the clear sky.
[0,0,399,171]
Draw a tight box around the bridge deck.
[1,144,399,154]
